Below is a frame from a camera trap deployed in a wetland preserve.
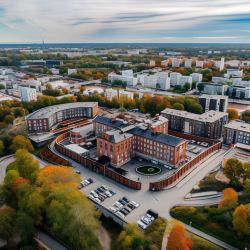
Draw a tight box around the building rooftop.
[64,144,89,155]
[161,108,227,123]
[71,124,93,137]
[105,130,133,143]
[94,115,130,130]
[26,102,98,120]
[130,126,185,147]
[224,120,250,133]
[199,94,228,100]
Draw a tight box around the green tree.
[4,114,14,124]
[183,82,191,92]
[117,224,145,250]
[241,109,250,123]
[219,188,238,209]
[18,187,45,225]
[244,179,250,197]
[173,103,184,110]
[12,107,25,118]
[0,139,4,156]
[233,204,250,235]
[15,149,39,181]
[227,109,239,121]
[16,212,36,245]
[11,135,34,153]
[0,206,16,241]
[224,158,244,187]
[197,83,205,92]
[0,83,5,90]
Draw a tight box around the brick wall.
[55,132,141,190]
[149,141,222,191]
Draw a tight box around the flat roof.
[64,144,89,155]
[105,130,133,143]
[161,108,227,123]
[27,102,98,120]
[199,94,228,100]
[93,115,129,130]
[71,124,93,137]
[130,126,185,147]
[224,120,250,133]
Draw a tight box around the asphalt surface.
[0,147,238,250]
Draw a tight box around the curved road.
[49,141,238,249]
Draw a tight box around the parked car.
[122,196,130,203]
[116,211,125,219]
[147,209,158,219]
[130,201,140,208]
[137,220,147,229]
[120,208,129,216]
[87,178,93,183]
[75,170,81,174]
[119,199,127,205]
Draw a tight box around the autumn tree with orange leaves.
[233,204,250,235]
[219,188,238,209]
[36,165,80,188]
[167,220,193,250]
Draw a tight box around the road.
[50,141,238,249]
[0,147,237,250]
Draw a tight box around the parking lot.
[60,138,221,228]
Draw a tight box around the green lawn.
[171,204,250,250]
[191,234,223,250]
[191,172,229,193]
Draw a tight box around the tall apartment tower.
[20,87,37,102]
[199,95,228,113]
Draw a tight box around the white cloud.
[0,0,249,42]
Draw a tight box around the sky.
[0,0,250,43]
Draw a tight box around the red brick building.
[96,114,186,167]
[26,102,98,133]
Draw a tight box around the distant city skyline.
[0,0,250,43]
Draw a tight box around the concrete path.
[38,143,241,250]
[98,226,111,250]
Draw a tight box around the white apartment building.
[241,61,250,67]
[20,79,42,92]
[48,80,70,90]
[190,73,203,83]
[212,77,229,84]
[214,57,225,71]
[196,60,204,68]
[68,68,77,75]
[119,90,134,100]
[149,60,156,67]
[139,72,170,90]
[232,78,242,85]
[108,72,138,87]
[170,72,182,86]
[121,70,133,77]
[51,68,60,75]
[171,58,181,67]
[105,88,118,101]
[179,76,192,87]
[20,87,37,102]
[184,59,192,68]
[203,83,227,95]
[226,69,243,78]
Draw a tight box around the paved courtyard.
[61,147,227,223]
